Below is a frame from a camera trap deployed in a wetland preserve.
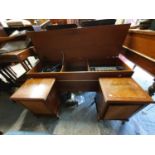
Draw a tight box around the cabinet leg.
[97,114,101,121]
[122,121,126,125]
[148,79,155,96]
[121,119,129,125]
[56,113,60,119]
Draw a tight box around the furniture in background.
[0,47,36,86]
[0,47,34,71]
[122,29,155,96]
[4,26,33,35]
[0,23,7,37]
[1,19,33,35]
[46,24,77,30]
[80,19,116,27]
[0,23,37,87]
[50,19,68,25]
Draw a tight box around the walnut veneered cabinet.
[26,24,133,92]
[97,78,153,120]
[10,78,60,116]
[10,24,154,120]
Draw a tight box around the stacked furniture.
[0,32,35,87]
[122,29,155,96]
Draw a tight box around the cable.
[60,50,65,66]
[41,50,65,72]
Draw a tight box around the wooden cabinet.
[11,24,154,120]
[10,78,60,116]
[97,78,153,120]
[26,24,133,92]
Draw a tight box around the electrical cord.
[41,50,65,72]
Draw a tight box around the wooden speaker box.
[27,24,133,92]
[11,78,60,116]
[97,78,153,120]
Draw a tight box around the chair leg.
[0,70,14,84]
[5,67,17,80]
[26,58,33,68]
[3,68,16,82]
[20,61,29,71]
[7,66,17,76]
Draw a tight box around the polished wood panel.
[104,105,143,120]
[27,58,133,82]
[46,86,60,116]
[11,78,55,101]
[96,87,107,120]
[27,24,130,62]
[27,68,133,81]
[124,29,155,60]
[123,29,155,76]
[56,80,99,92]
[120,49,155,76]
[20,100,52,114]
[99,78,152,103]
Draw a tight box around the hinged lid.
[27,24,130,62]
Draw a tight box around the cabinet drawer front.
[20,100,51,114]
[104,105,142,120]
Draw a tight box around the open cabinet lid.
[27,24,130,62]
